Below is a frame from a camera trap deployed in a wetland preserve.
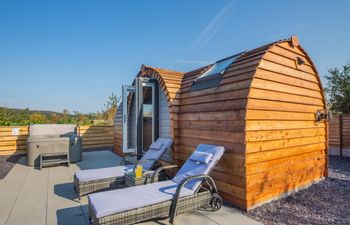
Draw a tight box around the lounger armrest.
[151,165,178,183]
[137,158,158,164]
[169,175,219,224]
[131,158,159,171]
[143,170,155,182]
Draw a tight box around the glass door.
[122,78,158,158]
[122,85,137,153]
[141,82,156,152]
[136,78,159,158]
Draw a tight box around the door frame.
[122,85,137,153]
[136,77,159,159]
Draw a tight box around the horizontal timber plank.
[174,127,245,141]
[247,157,325,187]
[246,149,325,175]
[245,127,325,142]
[246,135,326,153]
[246,166,324,205]
[255,68,319,91]
[179,99,247,113]
[251,78,322,99]
[175,120,245,132]
[177,110,246,121]
[249,88,323,106]
[247,99,325,113]
[245,110,317,121]
[258,59,318,83]
[246,142,326,164]
[246,120,325,131]
[263,51,315,74]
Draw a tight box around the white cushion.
[189,151,213,164]
[172,144,225,190]
[149,141,164,150]
[75,165,134,182]
[140,138,173,170]
[88,180,194,218]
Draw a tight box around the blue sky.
[0,0,349,113]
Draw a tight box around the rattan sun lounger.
[74,138,173,198]
[88,144,225,225]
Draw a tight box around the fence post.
[339,114,343,157]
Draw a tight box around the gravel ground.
[246,156,350,225]
[0,154,23,179]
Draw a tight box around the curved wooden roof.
[139,65,184,106]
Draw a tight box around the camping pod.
[114,36,328,210]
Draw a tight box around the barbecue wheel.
[210,194,223,211]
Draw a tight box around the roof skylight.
[198,53,243,80]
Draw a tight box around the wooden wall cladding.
[175,45,269,210]
[245,42,327,209]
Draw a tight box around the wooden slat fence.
[329,114,350,157]
[78,125,114,149]
[0,125,114,156]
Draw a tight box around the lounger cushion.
[140,138,173,170]
[172,144,225,190]
[75,165,134,182]
[149,141,164,150]
[88,180,194,218]
[190,151,213,164]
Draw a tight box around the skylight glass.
[198,53,244,80]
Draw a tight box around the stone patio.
[0,150,261,225]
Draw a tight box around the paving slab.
[5,193,47,225]
[47,166,85,225]
[75,150,122,170]
[199,206,262,225]
[0,157,30,225]
[0,150,262,225]
[5,163,48,225]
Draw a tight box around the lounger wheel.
[210,194,223,211]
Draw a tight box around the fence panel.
[329,114,350,157]
[0,125,114,155]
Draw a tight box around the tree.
[325,63,350,114]
[62,109,70,123]
[29,113,48,124]
[50,113,60,124]
[73,111,86,125]
[103,93,121,125]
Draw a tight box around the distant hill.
[0,107,73,116]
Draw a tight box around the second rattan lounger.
[74,138,173,198]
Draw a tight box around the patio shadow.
[76,150,122,170]
[54,182,77,201]
[56,205,88,225]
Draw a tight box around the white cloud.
[190,0,236,51]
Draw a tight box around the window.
[191,52,244,91]
[198,55,237,80]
